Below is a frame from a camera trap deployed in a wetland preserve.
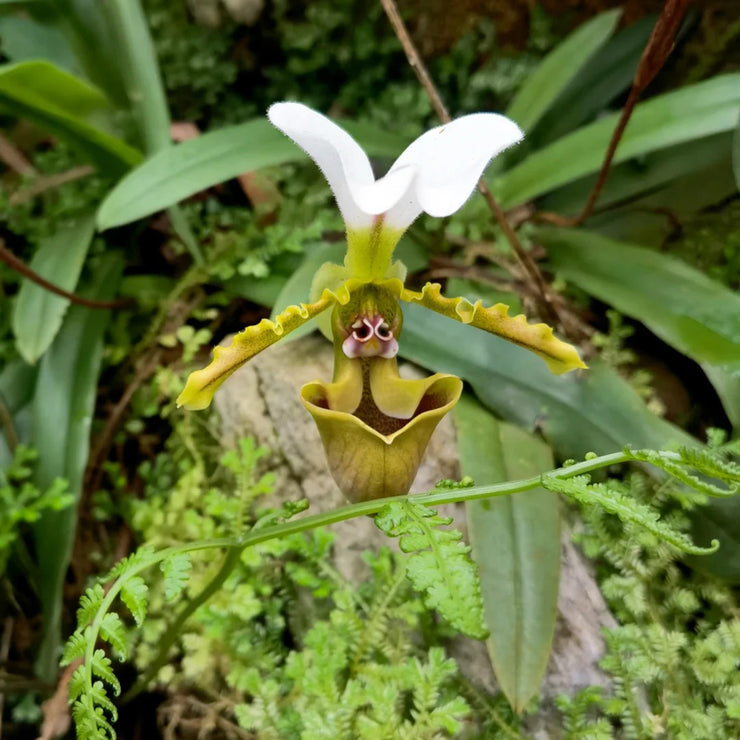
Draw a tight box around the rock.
[214,333,615,700]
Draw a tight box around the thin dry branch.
[9,166,94,206]
[537,0,691,226]
[0,238,132,310]
[379,0,577,333]
[0,134,34,176]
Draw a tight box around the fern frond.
[69,665,87,703]
[92,649,121,696]
[61,630,88,665]
[120,576,148,626]
[76,584,105,628]
[90,681,119,722]
[628,447,739,497]
[542,475,718,555]
[375,501,487,639]
[100,612,127,657]
[72,697,116,740]
[161,551,192,601]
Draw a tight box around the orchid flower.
[178,102,586,502]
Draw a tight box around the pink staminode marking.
[342,315,398,359]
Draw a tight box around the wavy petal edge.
[176,289,340,410]
[399,281,587,375]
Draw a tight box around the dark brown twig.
[379,0,571,330]
[9,166,94,206]
[0,617,13,740]
[537,0,691,227]
[0,134,34,176]
[85,350,163,496]
[0,239,132,310]
[0,397,18,455]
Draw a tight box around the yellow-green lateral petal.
[400,282,587,375]
[177,291,337,410]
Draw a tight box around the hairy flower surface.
[178,103,586,501]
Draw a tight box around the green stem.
[120,451,637,699]
[123,545,243,702]
[77,449,687,722]
[81,538,234,706]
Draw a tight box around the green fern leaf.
[90,680,119,723]
[628,447,740,497]
[120,576,148,626]
[99,612,127,657]
[375,501,487,639]
[61,630,87,665]
[91,649,121,696]
[72,698,115,740]
[76,584,105,628]
[679,446,740,482]
[69,664,87,703]
[543,475,718,555]
[161,551,191,601]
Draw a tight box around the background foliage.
[0,0,739,738]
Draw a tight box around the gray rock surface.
[214,333,616,702]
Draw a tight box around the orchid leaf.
[496,74,740,207]
[0,60,141,175]
[506,8,621,133]
[178,290,338,410]
[12,214,96,364]
[399,281,586,375]
[104,0,170,153]
[456,396,559,713]
[733,105,740,190]
[399,301,694,461]
[31,254,122,681]
[539,228,740,365]
[688,496,740,583]
[540,133,733,218]
[531,14,655,146]
[702,362,740,429]
[97,119,409,230]
[0,12,79,72]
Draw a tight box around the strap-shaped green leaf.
[497,73,740,207]
[0,60,141,175]
[456,396,559,713]
[540,228,740,365]
[97,119,409,230]
[506,8,621,133]
[399,281,586,375]
[12,214,96,364]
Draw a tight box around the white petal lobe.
[268,102,376,228]
[390,113,524,221]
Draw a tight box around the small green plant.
[0,445,72,578]
[556,444,740,739]
[62,436,738,739]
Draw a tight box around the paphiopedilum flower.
[178,103,586,502]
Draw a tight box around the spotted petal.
[399,282,587,375]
